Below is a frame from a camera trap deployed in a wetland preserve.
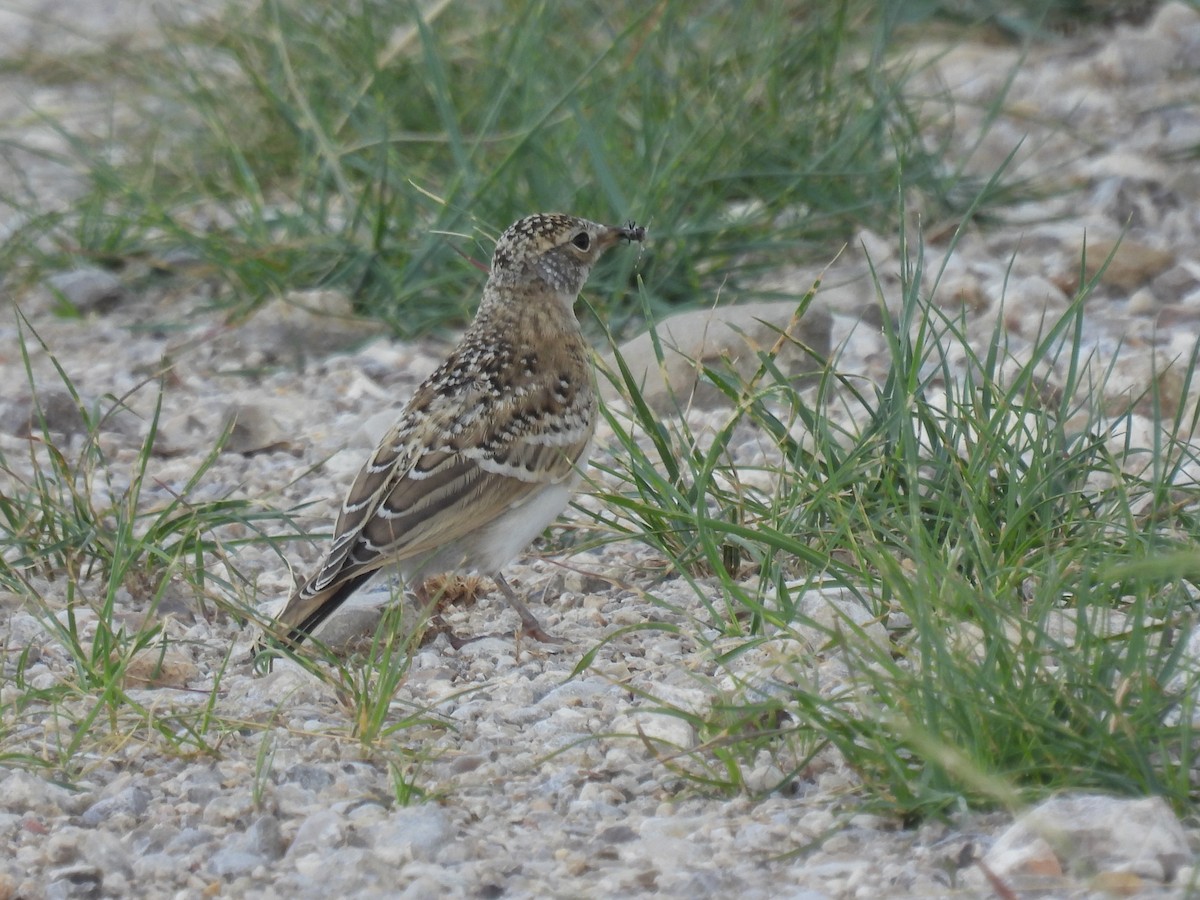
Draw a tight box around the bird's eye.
[570,231,591,251]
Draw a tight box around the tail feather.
[285,571,376,645]
[252,570,376,665]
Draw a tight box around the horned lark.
[255,213,645,660]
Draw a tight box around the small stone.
[243,815,285,860]
[44,864,103,900]
[180,772,222,806]
[370,806,454,866]
[855,229,895,267]
[598,824,637,844]
[1127,287,1158,316]
[935,271,987,312]
[611,707,697,751]
[1146,1,1200,58]
[985,794,1189,884]
[1001,275,1067,314]
[130,852,179,883]
[448,754,486,774]
[1152,264,1200,299]
[301,603,386,651]
[206,847,262,878]
[796,587,889,651]
[2,390,87,438]
[1156,305,1200,330]
[78,830,131,881]
[221,402,295,456]
[1079,237,1174,290]
[1090,870,1146,894]
[45,829,85,865]
[281,764,335,793]
[744,763,787,794]
[357,409,399,450]
[46,268,124,314]
[601,300,832,412]
[1097,33,1175,84]
[80,786,150,826]
[165,827,213,855]
[213,290,376,369]
[202,793,254,827]
[0,770,77,817]
[122,647,198,689]
[983,833,1064,881]
[286,809,345,857]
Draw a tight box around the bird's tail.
[253,570,375,661]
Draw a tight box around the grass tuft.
[2,0,1179,815]
[588,212,1200,815]
[1,0,1006,338]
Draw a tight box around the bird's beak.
[598,221,647,250]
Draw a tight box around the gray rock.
[1,389,144,442]
[601,300,832,412]
[79,830,132,881]
[796,586,889,652]
[179,769,223,805]
[984,793,1191,885]
[1152,263,1200,300]
[129,822,179,855]
[397,875,454,900]
[0,769,79,816]
[303,602,388,652]
[281,763,336,793]
[46,268,124,314]
[201,792,254,827]
[204,814,285,878]
[130,852,180,883]
[370,806,454,866]
[156,401,296,458]
[221,401,295,455]
[2,389,87,438]
[44,864,103,900]
[286,808,346,857]
[165,827,213,855]
[213,290,377,369]
[598,823,637,844]
[243,814,285,860]
[80,786,150,826]
[1076,236,1175,291]
[207,846,264,878]
[45,827,86,864]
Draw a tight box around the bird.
[254,212,646,662]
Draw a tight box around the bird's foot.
[494,573,565,644]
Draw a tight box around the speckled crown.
[490,213,584,272]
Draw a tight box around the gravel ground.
[2,3,1200,898]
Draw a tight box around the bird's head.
[489,213,646,299]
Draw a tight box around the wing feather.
[269,364,594,636]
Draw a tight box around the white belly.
[403,480,576,581]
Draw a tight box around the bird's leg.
[494,573,563,644]
[413,578,477,650]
